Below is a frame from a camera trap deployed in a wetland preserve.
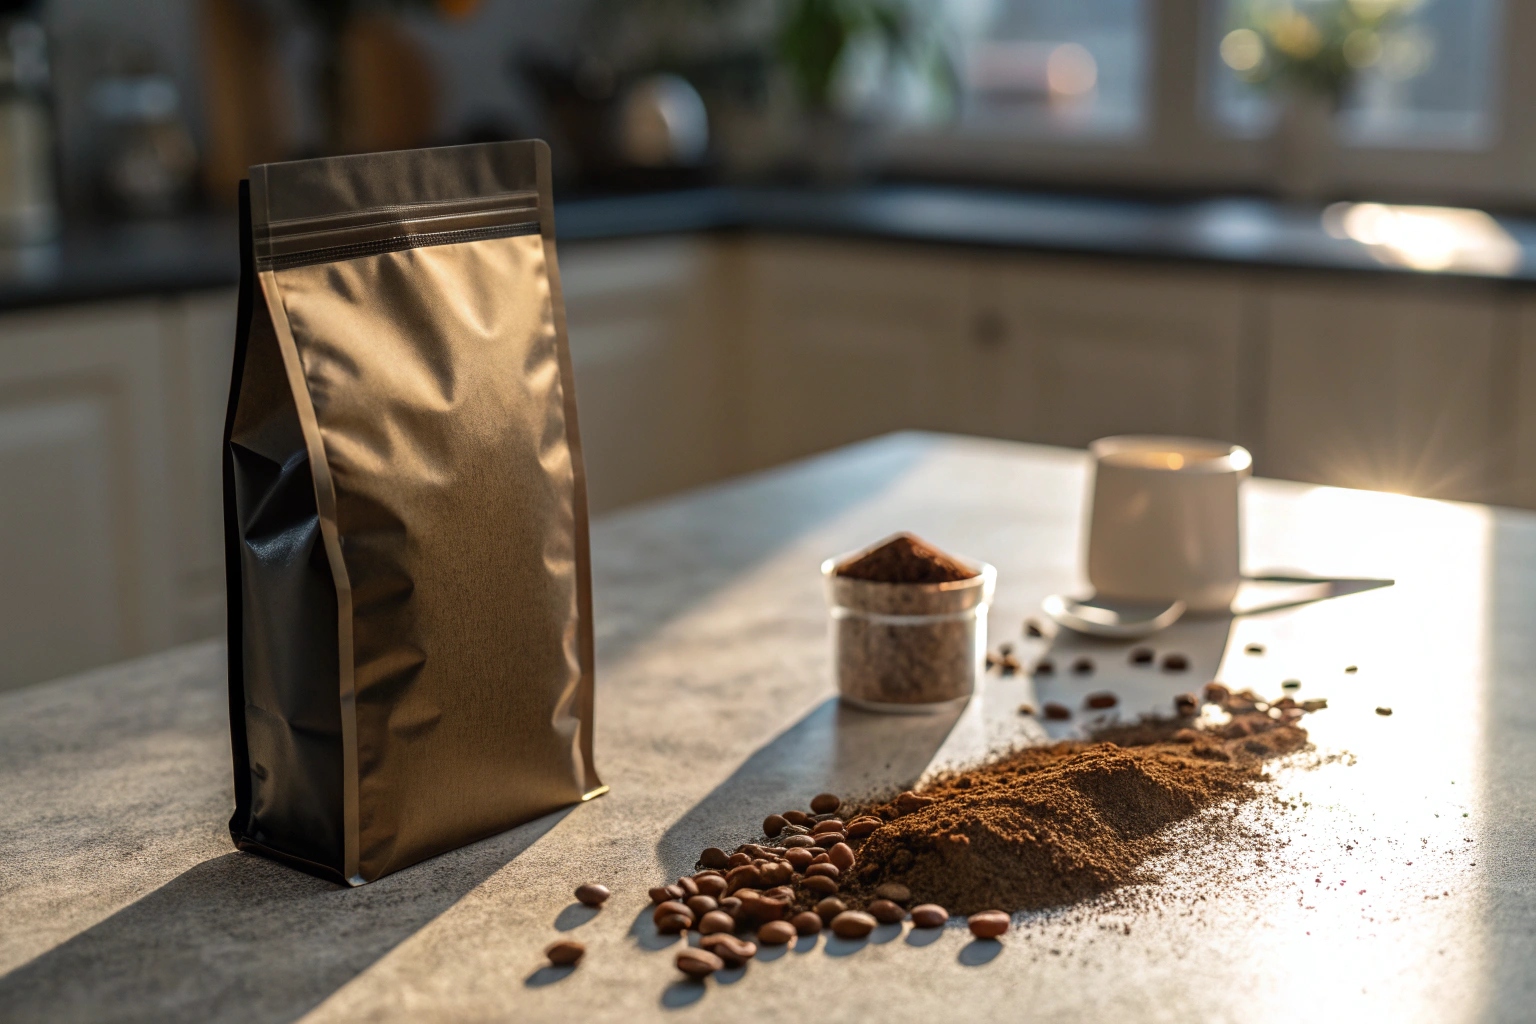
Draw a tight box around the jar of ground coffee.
[823,533,995,712]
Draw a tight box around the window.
[1210,0,1502,149]
[946,0,1150,138]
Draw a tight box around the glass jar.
[822,555,996,713]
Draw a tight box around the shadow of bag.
[221,140,604,886]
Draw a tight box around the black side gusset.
[224,179,255,843]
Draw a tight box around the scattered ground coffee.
[841,702,1309,915]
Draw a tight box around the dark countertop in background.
[3,185,1533,312]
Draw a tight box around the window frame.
[873,0,1536,210]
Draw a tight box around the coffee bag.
[223,141,603,885]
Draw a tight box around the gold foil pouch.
[222,141,603,885]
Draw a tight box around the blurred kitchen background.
[2,0,1534,691]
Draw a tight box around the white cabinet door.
[560,236,736,514]
[0,300,175,691]
[1263,283,1502,503]
[738,238,979,469]
[977,258,1250,450]
[163,289,238,641]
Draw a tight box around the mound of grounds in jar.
[838,705,1311,915]
[834,532,977,585]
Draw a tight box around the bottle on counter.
[0,5,57,244]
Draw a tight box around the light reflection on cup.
[1086,435,1252,613]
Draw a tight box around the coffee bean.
[812,833,846,848]
[1162,653,1189,671]
[653,900,693,925]
[1204,682,1230,704]
[675,948,723,978]
[1282,679,1300,690]
[801,874,839,896]
[810,852,831,864]
[805,863,840,879]
[1376,706,1393,716]
[868,899,904,924]
[1245,643,1265,655]
[726,864,763,892]
[810,793,842,814]
[967,910,1010,938]
[700,933,757,967]
[1085,691,1118,709]
[727,852,752,868]
[780,824,811,836]
[698,910,735,935]
[772,862,798,884]
[827,843,856,871]
[811,819,846,836]
[694,874,728,899]
[675,876,699,897]
[875,882,911,904]
[815,897,847,923]
[1345,665,1358,674]
[545,939,585,966]
[791,910,822,935]
[573,882,609,907]
[656,913,692,934]
[782,835,816,848]
[846,817,881,838]
[1034,658,1055,675]
[786,848,815,870]
[649,885,683,904]
[783,810,811,826]
[1129,646,1154,665]
[763,886,795,901]
[1017,703,1036,716]
[895,791,934,814]
[1043,702,1071,720]
[1025,618,1044,637]
[831,911,877,938]
[686,895,718,917]
[699,847,731,871]
[1174,693,1199,716]
[910,904,948,928]
[762,814,788,837]
[759,893,791,918]
[1072,656,1094,674]
[718,896,742,916]
[758,920,796,945]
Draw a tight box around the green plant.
[1220,0,1419,103]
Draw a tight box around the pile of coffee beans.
[637,791,1015,980]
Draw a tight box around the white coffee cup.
[1085,435,1252,613]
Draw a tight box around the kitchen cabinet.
[0,300,178,691]
[1261,282,1507,503]
[737,238,980,470]
[973,257,1250,451]
[3,232,1531,692]
[560,236,739,513]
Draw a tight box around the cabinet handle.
[972,309,1006,348]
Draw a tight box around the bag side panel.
[227,215,346,880]
[535,142,602,799]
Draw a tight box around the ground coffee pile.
[842,712,1309,915]
[834,533,977,584]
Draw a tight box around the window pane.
[946,0,1149,138]
[1210,0,1501,148]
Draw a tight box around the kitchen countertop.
[4,184,1534,312]
[2,431,1532,1023]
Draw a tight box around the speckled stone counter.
[2,432,1532,1023]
